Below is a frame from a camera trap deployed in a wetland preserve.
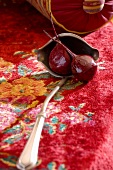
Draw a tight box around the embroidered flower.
[47,162,66,170]
[17,64,32,76]
[0,57,14,72]
[0,103,18,130]
[0,77,47,103]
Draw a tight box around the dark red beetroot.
[48,41,97,81]
[44,16,97,82]
[71,55,97,82]
[48,37,97,81]
[49,43,72,76]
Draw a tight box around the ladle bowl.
[37,33,99,78]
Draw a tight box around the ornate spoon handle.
[16,77,68,170]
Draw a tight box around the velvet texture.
[51,0,113,33]
[0,1,113,170]
[27,0,113,34]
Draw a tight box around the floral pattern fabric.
[0,54,95,169]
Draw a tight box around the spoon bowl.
[37,33,99,78]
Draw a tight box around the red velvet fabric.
[51,0,113,33]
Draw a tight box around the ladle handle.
[17,112,45,170]
[17,77,68,170]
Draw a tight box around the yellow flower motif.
[47,81,60,89]
[0,82,12,98]
[11,84,34,97]
[13,77,47,96]
[0,57,14,71]
[0,77,47,102]
[27,100,39,109]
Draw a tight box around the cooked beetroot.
[49,43,72,76]
[71,55,97,82]
[44,15,98,81]
[49,43,97,81]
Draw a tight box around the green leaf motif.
[2,155,17,165]
[59,124,67,132]
[32,72,51,80]
[32,48,39,54]
[21,54,31,58]
[51,116,59,124]
[49,127,55,135]
[54,93,64,101]
[58,164,66,170]
[62,80,83,90]
[47,162,66,170]
[13,51,26,56]
[0,76,6,84]
[4,125,21,134]
[3,134,23,144]
[68,106,76,111]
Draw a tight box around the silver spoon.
[16,77,68,170]
[17,32,99,170]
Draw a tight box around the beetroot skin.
[71,55,97,82]
[49,43,72,76]
[49,43,97,82]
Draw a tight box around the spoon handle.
[16,77,68,170]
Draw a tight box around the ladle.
[17,77,68,170]
[17,33,99,170]
[37,32,99,78]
